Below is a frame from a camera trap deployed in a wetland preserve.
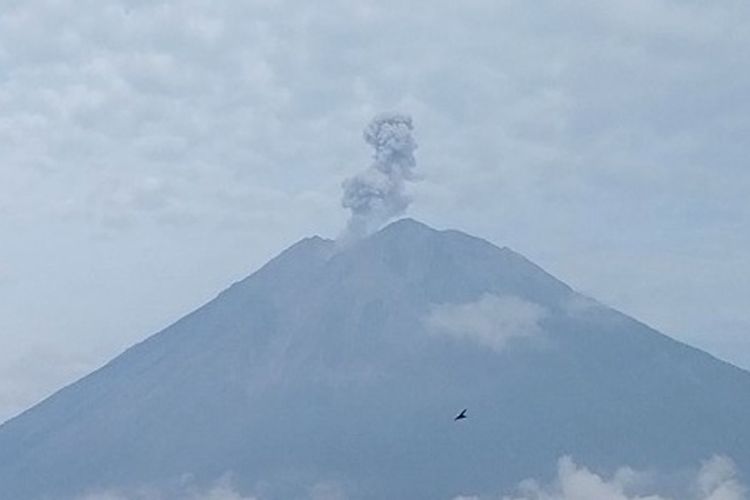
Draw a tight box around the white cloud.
[697,456,746,500]
[75,475,351,500]
[77,474,258,500]
[78,457,747,500]
[309,481,348,500]
[454,456,746,500]
[426,294,546,352]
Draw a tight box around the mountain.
[1,218,749,499]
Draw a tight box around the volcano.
[1,218,749,499]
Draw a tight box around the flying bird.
[454,408,467,421]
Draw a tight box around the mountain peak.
[353,217,571,308]
[376,217,508,253]
[378,217,436,234]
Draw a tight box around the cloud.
[191,478,258,500]
[309,481,348,500]
[76,475,349,500]
[77,474,258,500]
[425,294,546,352]
[455,455,746,500]
[83,458,746,500]
[697,456,746,500]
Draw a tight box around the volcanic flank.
[1,219,749,499]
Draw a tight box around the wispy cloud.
[425,294,546,352]
[76,475,348,500]
[77,474,258,500]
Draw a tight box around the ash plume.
[340,113,418,240]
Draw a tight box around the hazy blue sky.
[1,0,749,423]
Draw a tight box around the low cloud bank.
[77,475,256,500]
[74,456,746,500]
[426,294,546,352]
[456,455,746,500]
[77,476,346,500]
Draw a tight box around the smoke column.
[340,113,418,240]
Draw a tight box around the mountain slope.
[1,219,749,499]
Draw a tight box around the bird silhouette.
[454,408,467,421]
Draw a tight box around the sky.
[1,0,749,424]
